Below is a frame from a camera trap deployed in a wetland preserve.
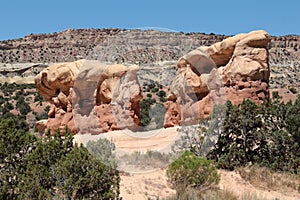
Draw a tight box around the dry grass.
[204,189,239,200]
[118,150,174,171]
[163,188,264,200]
[237,165,300,193]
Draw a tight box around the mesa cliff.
[1,28,299,90]
[0,28,298,67]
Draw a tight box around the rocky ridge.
[0,28,299,89]
[0,29,298,66]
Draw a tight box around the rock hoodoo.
[35,59,142,134]
[35,30,271,134]
[164,30,271,127]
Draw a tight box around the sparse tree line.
[0,83,49,132]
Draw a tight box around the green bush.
[16,95,31,116]
[34,92,44,103]
[159,96,167,102]
[289,87,297,94]
[0,118,121,199]
[151,87,159,93]
[54,147,120,199]
[148,83,156,89]
[157,90,166,98]
[206,97,300,173]
[139,98,156,127]
[167,151,220,191]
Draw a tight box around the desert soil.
[74,128,300,200]
[119,169,300,200]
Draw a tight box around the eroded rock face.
[35,60,83,103]
[35,59,142,134]
[164,30,271,127]
[35,30,271,133]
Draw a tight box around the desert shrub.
[54,147,120,200]
[119,150,173,170]
[0,119,121,199]
[0,96,7,105]
[151,87,159,93]
[34,92,44,103]
[4,101,13,110]
[139,98,156,127]
[159,96,167,102]
[148,83,156,89]
[15,95,31,116]
[289,87,297,94]
[86,138,117,168]
[156,90,166,98]
[172,104,226,157]
[172,125,205,156]
[167,151,220,192]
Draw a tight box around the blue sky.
[0,0,299,40]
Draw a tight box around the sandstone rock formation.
[35,59,142,134]
[35,30,272,133]
[164,30,271,127]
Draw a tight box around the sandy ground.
[120,169,175,200]
[219,170,300,200]
[74,127,179,153]
[119,169,300,200]
[74,127,180,173]
[74,128,300,200]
